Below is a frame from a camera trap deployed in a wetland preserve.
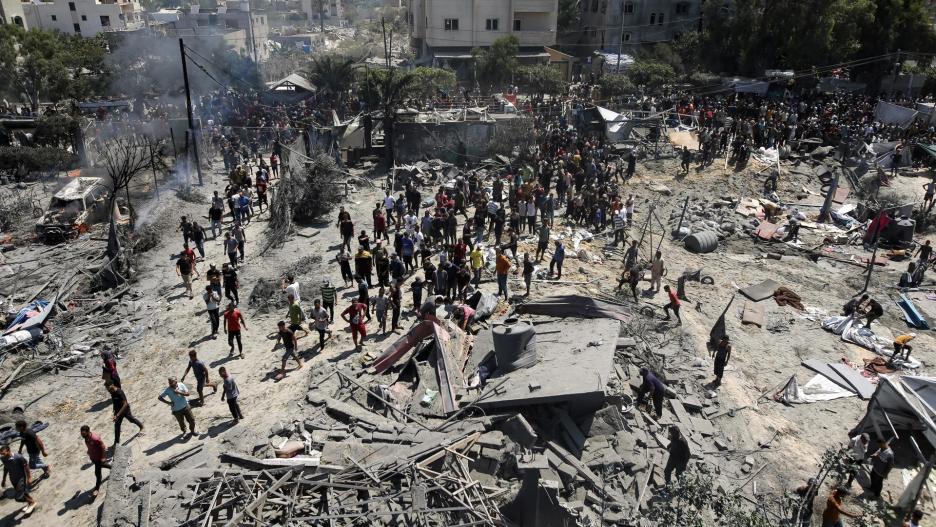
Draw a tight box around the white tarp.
[821,315,921,368]
[777,374,856,404]
[874,100,918,128]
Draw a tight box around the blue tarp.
[5,300,49,331]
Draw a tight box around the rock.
[270,422,292,438]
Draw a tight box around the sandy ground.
[0,148,934,525]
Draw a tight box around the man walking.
[1,444,36,513]
[311,299,332,350]
[663,285,682,325]
[182,350,217,406]
[80,425,110,497]
[219,367,244,424]
[341,299,371,350]
[15,421,50,480]
[650,250,665,292]
[223,303,246,358]
[664,426,691,484]
[274,320,304,377]
[158,378,196,437]
[495,249,511,302]
[107,383,144,445]
[175,251,197,299]
[203,285,221,338]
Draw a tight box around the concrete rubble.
[99,296,770,526]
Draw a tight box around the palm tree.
[305,54,356,97]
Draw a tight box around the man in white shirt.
[404,212,417,234]
[845,432,869,487]
[383,192,396,225]
[283,274,300,305]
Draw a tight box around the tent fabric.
[820,315,921,368]
[853,376,936,450]
[874,101,918,128]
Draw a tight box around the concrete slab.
[828,363,875,400]
[470,317,618,411]
[802,359,856,394]
[739,279,780,302]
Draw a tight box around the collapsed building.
[97,289,761,526]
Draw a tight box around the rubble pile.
[669,197,741,240]
[105,303,769,526]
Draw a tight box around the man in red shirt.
[223,303,247,358]
[341,300,371,349]
[80,425,110,497]
[663,284,681,325]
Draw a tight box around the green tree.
[0,25,108,109]
[597,74,635,98]
[557,0,581,31]
[472,36,519,92]
[516,65,568,98]
[306,54,357,97]
[626,61,676,90]
[408,67,458,100]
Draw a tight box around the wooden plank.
[140,481,152,527]
[801,359,856,394]
[223,469,294,527]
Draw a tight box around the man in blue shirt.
[158,378,196,436]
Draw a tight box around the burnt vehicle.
[35,177,109,242]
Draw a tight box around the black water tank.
[492,319,537,372]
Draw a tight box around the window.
[623,1,634,14]
[676,2,689,15]
[73,23,80,32]
[50,14,57,20]
[658,12,664,24]
[12,16,23,26]
[68,1,75,10]
[600,1,607,14]
[649,13,655,24]
[513,19,521,31]
[591,0,598,12]
[443,18,458,30]
[100,15,109,26]
[485,18,498,30]
[80,14,86,20]
[623,32,631,42]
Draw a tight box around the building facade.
[299,0,342,26]
[0,0,27,27]
[159,1,271,61]
[578,0,700,54]
[408,0,558,66]
[22,0,144,37]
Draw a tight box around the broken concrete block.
[476,431,506,448]
[270,422,292,438]
[502,414,537,448]
[306,391,327,405]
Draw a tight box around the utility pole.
[319,0,325,34]
[616,4,625,74]
[179,38,204,186]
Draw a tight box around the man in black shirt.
[664,426,691,484]
[222,263,239,305]
[108,383,144,445]
[16,420,50,479]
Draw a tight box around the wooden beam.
[223,469,294,527]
